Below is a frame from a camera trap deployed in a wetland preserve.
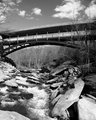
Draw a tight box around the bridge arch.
[3,40,84,57]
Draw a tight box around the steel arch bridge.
[0,20,96,57]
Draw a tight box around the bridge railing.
[3,30,94,43]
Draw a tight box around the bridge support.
[2,57,16,67]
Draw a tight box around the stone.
[51,66,67,76]
[78,95,96,120]
[5,79,18,87]
[51,89,59,100]
[27,79,40,84]
[31,72,39,79]
[16,76,27,81]
[0,86,9,94]
[50,82,63,88]
[52,78,84,117]
[1,100,17,107]
[0,110,30,120]
[27,76,39,81]
[16,80,31,87]
[0,70,8,83]
[86,94,96,100]
[46,77,59,84]
[51,94,62,105]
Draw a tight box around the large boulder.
[52,78,84,117]
[78,95,96,120]
[0,110,30,120]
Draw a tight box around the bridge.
[0,20,96,57]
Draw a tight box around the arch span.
[3,40,84,56]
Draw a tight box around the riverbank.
[0,61,96,120]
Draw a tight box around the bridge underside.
[2,39,85,57]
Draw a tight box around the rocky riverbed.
[0,61,96,120]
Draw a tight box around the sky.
[0,0,96,31]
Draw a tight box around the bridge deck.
[1,20,96,39]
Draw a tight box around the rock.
[0,70,8,83]
[0,86,8,94]
[1,100,17,107]
[27,76,39,81]
[0,62,19,84]
[27,79,40,84]
[50,82,63,88]
[31,72,39,79]
[0,110,30,120]
[67,76,76,85]
[86,94,96,100]
[60,77,66,82]
[51,66,67,76]
[5,79,18,87]
[15,76,27,81]
[46,77,59,84]
[52,78,84,117]
[15,76,34,87]
[51,94,62,105]
[0,62,18,76]
[16,80,31,87]
[51,89,59,100]
[78,95,96,120]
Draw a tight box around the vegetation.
[7,42,96,72]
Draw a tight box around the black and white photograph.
[0,0,96,120]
